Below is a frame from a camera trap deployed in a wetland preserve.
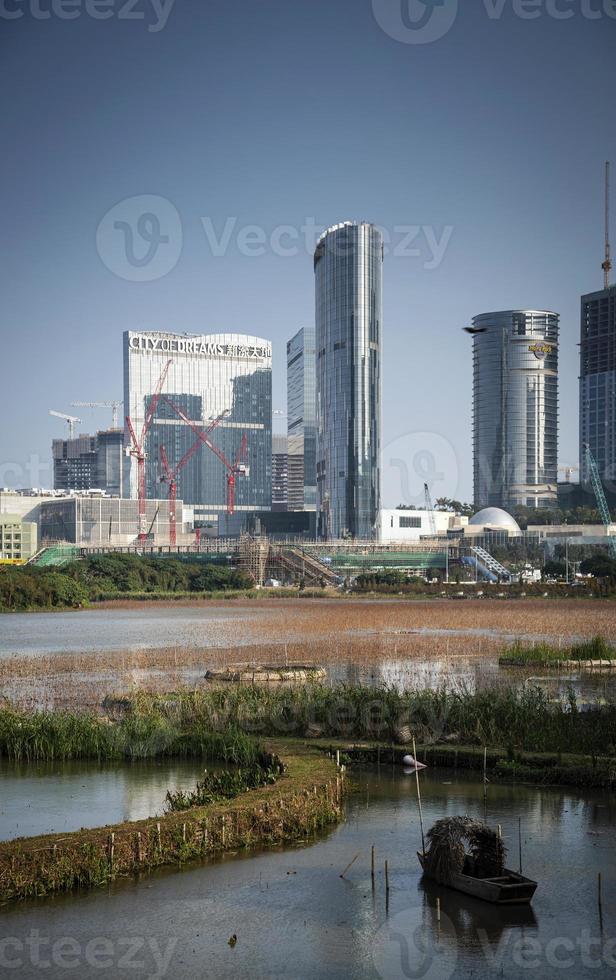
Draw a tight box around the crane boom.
[603,161,612,289]
[424,483,437,537]
[71,401,123,428]
[124,359,172,541]
[163,398,247,515]
[49,410,82,439]
[584,443,616,559]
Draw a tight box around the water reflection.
[0,759,202,841]
[1,766,613,980]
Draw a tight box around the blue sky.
[1,0,615,505]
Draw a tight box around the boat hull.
[418,853,537,905]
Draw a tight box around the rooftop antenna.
[603,161,612,289]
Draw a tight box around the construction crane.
[49,410,82,439]
[603,161,612,289]
[125,360,171,541]
[71,401,123,429]
[424,483,437,537]
[163,398,249,516]
[583,443,616,560]
[159,411,227,547]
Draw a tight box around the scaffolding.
[237,533,270,586]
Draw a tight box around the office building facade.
[472,310,559,511]
[580,285,616,489]
[271,434,289,511]
[123,331,272,532]
[52,430,124,496]
[286,326,317,512]
[0,514,38,563]
[314,222,383,539]
[53,435,98,492]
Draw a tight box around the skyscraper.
[123,331,272,533]
[472,310,559,511]
[579,285,616,489]
[271,434,288,512]
[314,222,383,539]
[52,430,124,495]
[286,326,316,512]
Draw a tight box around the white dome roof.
[469,508,521,533]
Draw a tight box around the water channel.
[1,765,614,979]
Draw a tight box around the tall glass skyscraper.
[472,310,559,511]
[286,326,316,512]
[123,331,272,532]
[314,222,383,539]
[579,285,616,487]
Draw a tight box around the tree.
[580,555,616,579]
[543,560,566,579]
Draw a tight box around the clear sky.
[1,0,615,506]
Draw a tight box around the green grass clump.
[501,635,615,666]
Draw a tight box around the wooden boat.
[418,851,537,905]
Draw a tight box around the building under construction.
[123,331,273,536]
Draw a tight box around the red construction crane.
[125,360,172,541]
[159,411,227,547]
[163,398,249,515]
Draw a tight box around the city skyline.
[1,4,615,507]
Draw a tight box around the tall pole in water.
[603,161,612,289]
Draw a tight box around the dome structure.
[469,508,521,535]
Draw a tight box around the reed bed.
[2,597,615,711]
[500,635,616,666]
[0,741,343,903]
[122,682,616,759]
[0,709,261,764]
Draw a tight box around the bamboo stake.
[339,852,361,879]
[371,845,376,889]
[412,737,426,856]
[156,822,162,855]
[483,747,488,820]
[518,817,523,874]
[598,872,604,931]
[385,860,390,894]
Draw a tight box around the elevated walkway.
[29,545,80,568]
[469,545,511,582]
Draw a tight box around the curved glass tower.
[472,310,559,511]
[314,222,383,539]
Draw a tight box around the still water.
[1,766,614,979]
[0,759,202,841]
